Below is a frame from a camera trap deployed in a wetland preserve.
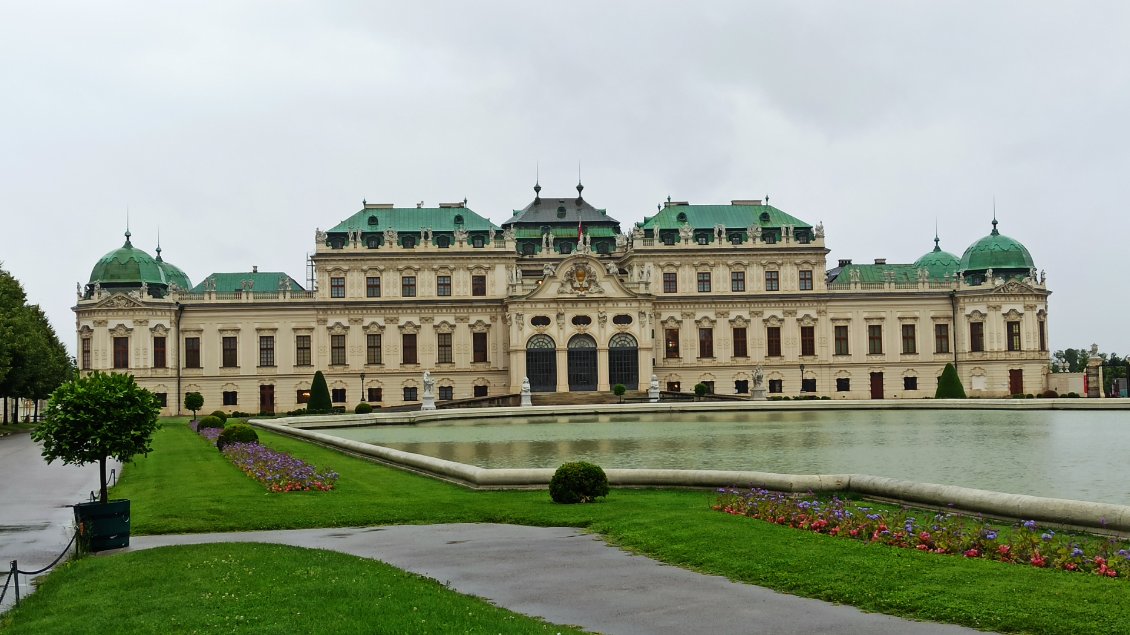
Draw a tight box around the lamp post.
[799,363,805,394]
[360,372,366,402]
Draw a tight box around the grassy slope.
[11,419,1130,634]
[1,543,585,634]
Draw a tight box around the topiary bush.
[1040,389,1059,398]
[355,402,373,414]
[216,423,259,451]
[184,392,204,419]
[613,384,626,403]
[308,371,332,414]
[209,410,228,422]
[694,383,708,399]
[549,461,609,504]
[935,362,967,399]
[196,415,225,431]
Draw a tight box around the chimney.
[730,199,763,206]
[364,203,395,209]
[874,258,886,265]
[252,265,258,273]
[838,259,852,267]
[663,200,690,208]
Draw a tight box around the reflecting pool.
[322,409,1130,505]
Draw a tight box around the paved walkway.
[0,432,120,613]
[129,524,985,635]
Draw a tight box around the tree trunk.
[33,399,39,423]
[2,396,7,424]
[99,456,109,504]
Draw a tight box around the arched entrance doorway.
[525,334,557,392]
[567,334,598,391]
[608,333,639,389]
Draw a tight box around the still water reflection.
[324,409,1130,505]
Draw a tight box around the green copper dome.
[155,245,193,290]
[913,236,961,278]
[88,231,167,289]
[959,219,1035,273]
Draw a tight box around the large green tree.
[33,372,161,503]
[0,267,71,423]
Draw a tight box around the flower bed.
[715,487,1129,579]
[191,420,338,492]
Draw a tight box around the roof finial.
[933,219,940,252]
[991,197,999,235]
[124,206,132,246]
[156,227,163,261]
[666,194,672,203]
[576,161,584,197]
[362,197,367,206]
[765,193,770,205]
[534,162,541,198]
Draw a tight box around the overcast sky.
[2,2,1127,357]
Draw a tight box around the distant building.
[75,184,1051,414]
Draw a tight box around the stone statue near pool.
[421,371,436,411]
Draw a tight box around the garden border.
[251,416,1130,535]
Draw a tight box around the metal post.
[360,373,366,402]
[799,363,805,394]
[12,560,19,606]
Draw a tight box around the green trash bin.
[73,499,130,552]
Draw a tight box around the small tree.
[308,371,332,414]
[613,383,626,403]
[694,382,708,400]
[33,372,161,503]
[184,392,204,419]
[935,363,967,399]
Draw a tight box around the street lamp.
[799,363,805,393]
[360,372,366,402]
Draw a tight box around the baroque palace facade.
[76,184,1051,415]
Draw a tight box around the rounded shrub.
[209,410,228,422]
[694,383,708,399]
[196,415,225,430]
[355,402,373,414]
[1041,389,1059,398]
[216,423,259,451]
[549,461,609,504]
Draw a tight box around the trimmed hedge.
[209,410,228,422]
[549,461,609,504]
[935,362,967,399]
[196,415,225,430]
[355,402,373,414]
[308,371,332,414]
[216,423,259,451]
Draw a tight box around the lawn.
[6,417,1130,634]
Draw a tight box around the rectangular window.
[765,271,779,291]
[366,334,382,365]
[473,332,488,363]
[901,324,917,354]
[439,386,454,400]
[473,385,488,397]
[732,327,748,358]
[330,276,345,298]
[437,332,453,363]
[472,275,487,296]
[800,326,815,357]
[81,338,91,370]
[666,381,681,392]
[698,327,714,358]
[766,326,781,357]
[735,379,749,394]
[366,276,381,298]
[799,269,813,291]
[401,275,416,297]
[801,378,816,393]
[154,392,167,407]
[113,337,129,369]
[152,336,166,368]
[834,325,849,356]
[436,275,452,297]
[222,391,237,406]
[934,324,950,354]
[663,272,677,293]
[222,336,237,367]
[1007,321,1022,352]
[970,322,984,353]
[403,386,418,401]
[731,271,745,292]
[697,272,711,293]
[664,328,680,358]
[185,337,200,368]
[331,388,346,403]
[836,378,851,392]
[702,381,714,394]
[331,334,346,365]
[297,389,310,404]
[867,325,883,355]
[768,379,783,394]
[367,387,383,402]
[295,335,311,366]
[1038,320,1046,352]
[259,335,275,367]
[904,376,918,391]
[402,333,418,365]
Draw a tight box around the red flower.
[964,548,980,558]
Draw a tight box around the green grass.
[0,422,37,436]
[7,418,1130,634]
[0,543,585,634]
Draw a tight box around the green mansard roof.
[638,202,812,232]
[191,271,305,294]
[959,218,1035,273]
[88,232,168,288]
[328,204,500,235]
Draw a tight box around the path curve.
[128,524,985,635]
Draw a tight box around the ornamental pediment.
[518,255,640,301]
[93,293,147,310]
[992,280,1036,295]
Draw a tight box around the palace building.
[75,184,1051,414]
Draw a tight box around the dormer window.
[760,212,770,223]
[367,215,378,226]
[402,236,416,249]
[559,242,573,254]
[521,242,536,255]
[454,214,464,225]
[436,235,451,248]
[557,206,567,218]
[472,236,485,248]
[729,233,742,245]
[695,233,709,245]
[366,235,381,249]
[330,237,345,249]
[676,212,688,223]
[662,232,676,246]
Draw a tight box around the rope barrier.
[1,529,78,609]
